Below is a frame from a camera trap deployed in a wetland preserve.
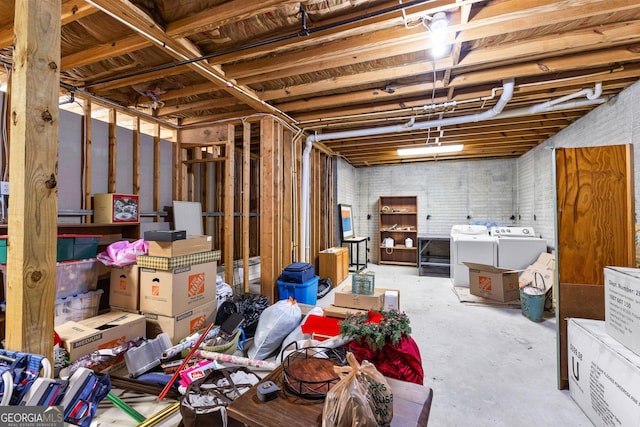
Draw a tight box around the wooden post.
[83,98,92,223]
[108,109,117,193]
[6,0,61,355]
[242,122,250,292]
[260,117,276,302]
[224,125,235,287]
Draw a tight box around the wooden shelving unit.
[378,196,418,266]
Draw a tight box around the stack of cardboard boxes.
[136,233,220,345]
[55,233,220,364]
[568,267,640,425]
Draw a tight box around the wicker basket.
[181,328,242,358]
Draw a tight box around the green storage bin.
[57,234,102,262]
[0,236,6,264]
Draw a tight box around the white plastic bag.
[247,298,302,360]
[280,306,324,358]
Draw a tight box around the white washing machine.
[450,225,498,287]
[491,226,547,270]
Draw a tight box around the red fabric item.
[347,335,424,385]
[300,315,341,337]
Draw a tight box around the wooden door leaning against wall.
[555,144,635,389]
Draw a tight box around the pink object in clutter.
[97,239,149,267]
[178,360,217,388]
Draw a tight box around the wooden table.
[227,364,432,427]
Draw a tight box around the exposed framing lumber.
[242,122,251,292]
[224,125,235,287]
[153,123,161,221]
[6,0,61,356]
[83,98,92,223]
[108,109,117,193]
[260,117,277,302]
[132,116,140,195]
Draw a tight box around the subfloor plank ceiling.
[1,0,639,167]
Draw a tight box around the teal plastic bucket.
[520,285,545,322]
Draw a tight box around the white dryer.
[450,225,498,287]
[490,226,547,270]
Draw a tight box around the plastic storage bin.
[1,259,100,300]
[277,275,319,305]
[0,236,6,264]
[54,289,103,326]
[56,259,100,299]
[57,234,102,262]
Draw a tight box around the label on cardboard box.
[109,264,139,310]
[148,235,213,258]
[568,318,640,426]
[605,266,640,356]
[55,311,146,362]
[323,304,367,319]
[465,262,520,302]
[139,261,216,316]
[144,300,217,344]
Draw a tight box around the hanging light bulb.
[428,12,449,58]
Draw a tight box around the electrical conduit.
[300,80,608,262]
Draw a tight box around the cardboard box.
[136,250,221,270]
[323,304,367,319]
[139,261,216,316]
[384,290,400,311]
[465,262,520,302]
[93,193,139,224]
[568,318,640,426]
[605,266,640,356]
[147,235,212,257]
[109,264,140,311]
[519,252,555,290]
[55,311,146,362]
[144,300,217,344]
[333,284,386,310]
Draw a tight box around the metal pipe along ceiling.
[299,80,608,262]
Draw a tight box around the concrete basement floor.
[91,263,593,426]
[361,263,592,426]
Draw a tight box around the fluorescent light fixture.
[398,144,463,156]
[428,12,449,57]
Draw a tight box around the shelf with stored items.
[378,196,418,266]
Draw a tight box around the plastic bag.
[280,306,324,358]
[215,276,233,310]
[322,352,393,427]
[97,239,148,267]
[234,293,270,338]
[247,297,302,360]
[179,367,260,427]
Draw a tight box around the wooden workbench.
[227,364,432,426]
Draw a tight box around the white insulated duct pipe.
[299,80,606,261]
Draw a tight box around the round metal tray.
[281,346,346,399]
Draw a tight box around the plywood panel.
[555,144,635,388]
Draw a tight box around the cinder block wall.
[337,158,517,264]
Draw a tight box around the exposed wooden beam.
[6,0,61,357]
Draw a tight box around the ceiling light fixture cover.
[428,12,449,57]
[398,144,463,156]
